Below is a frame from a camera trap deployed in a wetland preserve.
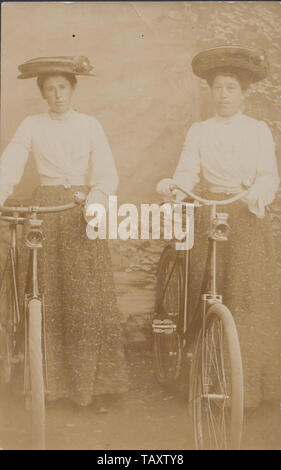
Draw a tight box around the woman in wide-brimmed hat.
[157,46,280,410]
[0,56,129,410]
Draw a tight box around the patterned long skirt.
[18,185,129,406]
[188,192,281,408]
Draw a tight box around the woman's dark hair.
[207,69,250,92]
[37,72,77,93]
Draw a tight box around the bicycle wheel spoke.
[206,399,219,448]
[205,395,228,449]
[205,322,223,395]
[153,248,183,386]
[209,322,223,390]
[209,320,228,397]
[0,256,16,386]
[207,323,230,448]
[206,325,219,388]
[218,320,228,393]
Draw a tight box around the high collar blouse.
[173,112,279,216]
[0,109,119,205]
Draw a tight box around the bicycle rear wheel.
[191,303,244,450]
[153,246,184,386]
[28,298,45,449]
[0,254,16,388]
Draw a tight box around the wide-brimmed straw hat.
[191,45,269,84]
[17,56,95,79]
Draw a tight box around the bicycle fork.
[200,203,229,400]
[23,214,48,398]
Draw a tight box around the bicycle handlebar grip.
[169,184,177,193]
[73,192,87,204]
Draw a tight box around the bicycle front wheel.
[191,303,244,450]
[153,246,184,387]
[28,298,45,449]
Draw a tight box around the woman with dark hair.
[157,46,280,412]
[0,56,129,411]
[36,71,78,92]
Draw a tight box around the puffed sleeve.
[89,118,119,195]
[0,118,32,205]
[173,123,201,193]
[246,121,279,217]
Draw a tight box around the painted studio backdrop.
[1,1,281,339]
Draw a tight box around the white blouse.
[173,112,280,217]
[0,109,119,205]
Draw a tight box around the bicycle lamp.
[25,218,44,249]
[209,213,230,241]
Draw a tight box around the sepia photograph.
[0,0,280,451]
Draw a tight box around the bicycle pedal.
[202,393,230,400]
[152,319,177,334]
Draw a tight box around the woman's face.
[41,75,74,114]
[210,75,244,117]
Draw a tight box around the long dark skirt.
[18,185,129,406]
[188,192,281,408]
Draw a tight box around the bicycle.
[152,184,248,450]
[0,192,86,449]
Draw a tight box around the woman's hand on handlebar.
[157,178,190,202]
[156,178,176,196]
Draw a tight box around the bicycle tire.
[153,246,184,387]
[190,303,244,450]
[0,253,15,388]
[28,298,45,449]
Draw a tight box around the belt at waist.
[208,184,242,195]
[40,175,87,188]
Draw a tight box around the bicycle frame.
[155,186,246,341]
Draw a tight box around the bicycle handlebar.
[0,191,87,216]
[169,184,249,206]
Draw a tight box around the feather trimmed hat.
[17,56,95,79]
[191,46,269,84]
